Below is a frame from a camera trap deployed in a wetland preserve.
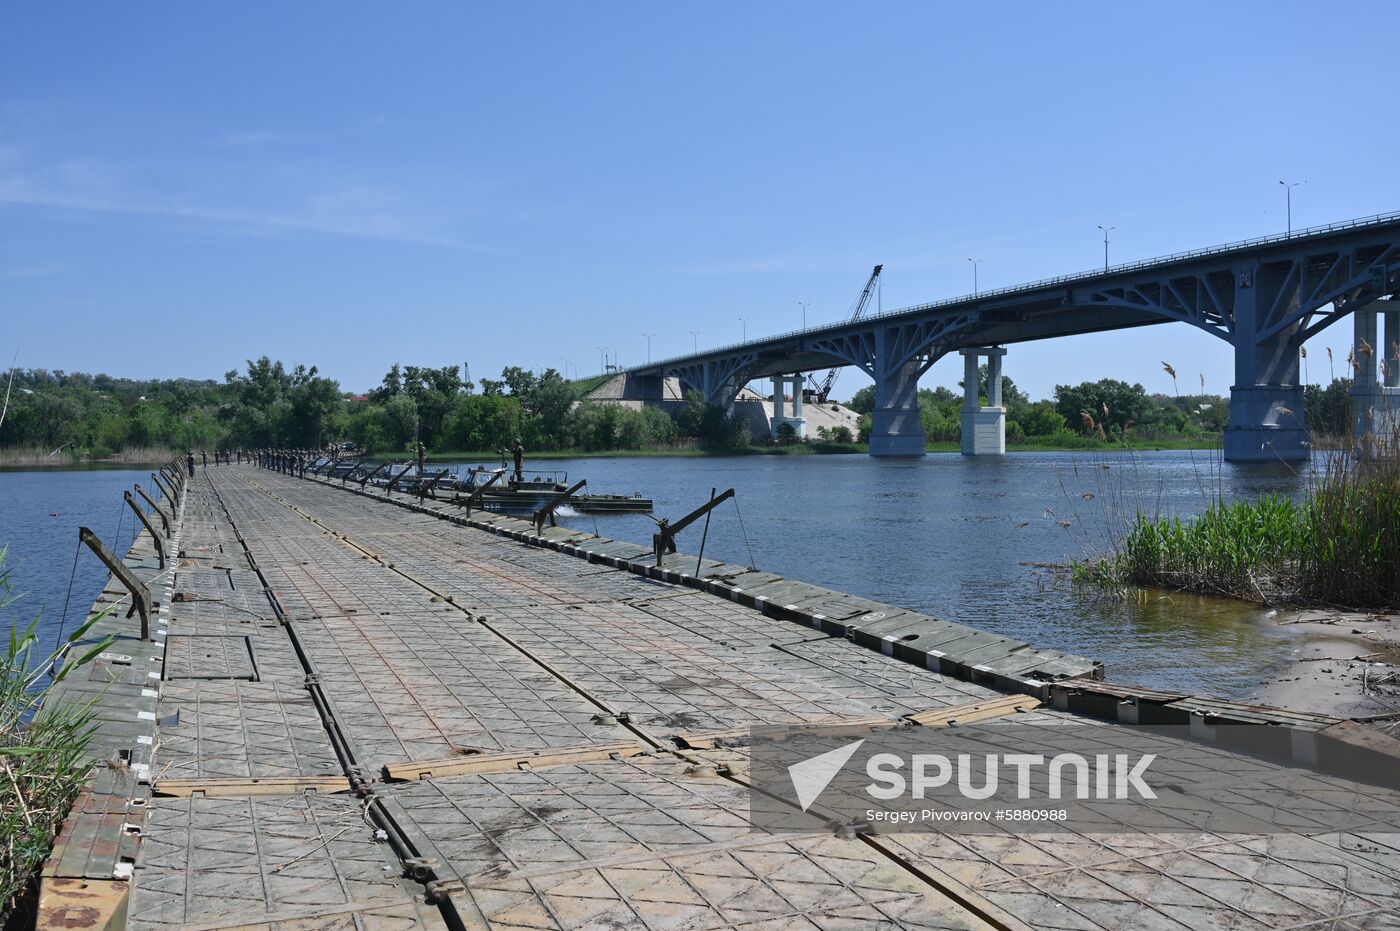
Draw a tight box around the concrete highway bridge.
[623,212,1400,459]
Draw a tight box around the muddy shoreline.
[1249,608,1400,727]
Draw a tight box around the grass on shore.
[1075,431,1400,609]
[1,553,114,920]
[0,445,180,467]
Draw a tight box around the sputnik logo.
[788,739,865,812]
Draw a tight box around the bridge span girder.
[630,216,1400,459]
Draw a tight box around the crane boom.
[809,264,883,403]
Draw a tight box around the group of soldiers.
[184,446,333,477]
[184,439,529,485]
[183,447,249,474]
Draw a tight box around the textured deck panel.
[128,794,445,930]
[286,609,634,762]
[40,462,1400,930]
[384,754,994,930]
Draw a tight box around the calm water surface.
[451,450,1312,697]
[0,466,157,658]
[0,452,1313,696]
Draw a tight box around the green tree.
[1020,401,1067,437]
[1054,379,1152,435]
[847,385,876,415]
[1304,378,1350,437]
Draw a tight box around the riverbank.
[376,435,1222,462]
[0,445,180,468]
[1076,436,1400,609]
[1252,609,1400,723]
[385,443,868,462]
[926,436,1221,453]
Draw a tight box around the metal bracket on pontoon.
[533,479,587,535]
[385,462,417,493]
[159,466,184,501]
[134,484,171,538]
[653,488,735,569]
[418,469,453,501]
[123,491,167,570]
[358,461,390,489]
[152,471,178,509]
[460,469,505,515]
[78,527,152,641]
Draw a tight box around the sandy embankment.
[1252,609,1400,724]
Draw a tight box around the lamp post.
[563,358,572,380]
[798,301,810,329]
[739,317,748,342]
[689,330,699,353]
[595,346,607,374]
[1097,225,1115,272]
[642,333,655,364]
[1279,180,1305,236]
[968,258,982,296]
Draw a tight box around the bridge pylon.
[870,358,927,456]
[960,347,1006,456]
[1350,300,1400,447]
[1224,260,1310,461]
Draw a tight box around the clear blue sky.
[3,2,1396,401]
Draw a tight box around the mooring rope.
[731,494,758,569]
[50,538,83,656]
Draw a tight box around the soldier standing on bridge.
[186,450,196,476]
[511,438,525,483]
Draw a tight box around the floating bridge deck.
[35,464,1400,930]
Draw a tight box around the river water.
[1,452,1313,697]
[0,466,155,661]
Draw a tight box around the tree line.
[847,371,1237,446]
[0,357,1360,459]
[0,358,746,458]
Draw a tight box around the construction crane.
[807,264,883,403]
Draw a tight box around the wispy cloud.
[0,147,485,249]
[216,130,279,147]
[0,262,65,280]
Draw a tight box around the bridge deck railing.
[632,209,1400,375]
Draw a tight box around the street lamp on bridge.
[1097,225,1115,272]
[968,258,982,296]
[689,330,700,353]
[739,317,748,342]
[642,333,655,365]
[798,301,810,329]
[1279,180,1305,236]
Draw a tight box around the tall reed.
[1079,418,1400,609]
[1,551,114,918]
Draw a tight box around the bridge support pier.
[1386,308,1400,388]
[788,376,806,439]
[1351,301,1400,446]
[870,360,926,457]
[960,347,1006,456]
[1225,263,1309,462]
[770,375,807,439]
